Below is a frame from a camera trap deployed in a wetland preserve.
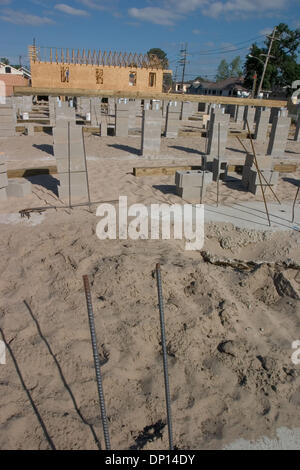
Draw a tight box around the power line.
[256,27,279,97]
[192,43,263,56]
[192,34,266,55]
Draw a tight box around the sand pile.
[0,209,299,450]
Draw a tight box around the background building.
[29,46,172,94]
[0,62,30,96]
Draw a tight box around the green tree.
[1,57,9,65]
[147,48,169,69]
[193,76,206,81]
[163,72,173,92]
[229,56,242,77]
[244,23,300,94]
[216,59,229,81]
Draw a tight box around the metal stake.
[82,126,92,212]
[155,264,174,450]
[83,275,111,450]
[200,156,206,205]
[292,186,300,223]
[246,120,271,226]
[68,121,72,209]
[217,122,220,207]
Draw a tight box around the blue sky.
[0,0,300,80]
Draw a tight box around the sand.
[0,122,300,450]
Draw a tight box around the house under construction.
[29,45,172,94]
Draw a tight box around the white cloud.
[204,0,287,19]
[55,4,89,16]
[259,27,273,35]
[165,0,208,13]
[192,29,202,34]
[129,0,289,25]
[77,0,118,11]
[128,7,180,26]
[204,41,215,47]
[0,8,54,25]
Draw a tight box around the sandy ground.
[0,118,300,450]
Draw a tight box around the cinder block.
[115,103,129,137]
[0,163,7,173]
[0,107,14,116]
[26,124,35,136]
[0,172,8,188]
[0,187,7,201]
[141,110,161,157]
[254,109,270,141]
[248,169,279,194]
[165,102,180,138]
[180,102,194,120]
[100,121,107,137]
[295,114,300,142]
[267,116,291,157]
[235,105,245,123]
[242,165,251,188]
[243,106,256,130]
[202,114,210,128]
[206,111,229,156]
[6,178,32,198]
[212,159,227,182]
[0,120,15,128]
[176,185,207,202]
[175,170,213,188]
[244,154,273,170]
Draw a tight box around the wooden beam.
[7,166,58,178]
[133,163,298,177]
[273,164,298,173]
[13,86,287,108]
[133,166,202,177]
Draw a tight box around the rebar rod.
[82,275,111,450]
[217,122,220,207]
[82,127,92,213]
[292,186,300,223]
[19,199,118,218]
[155,264,174,450]
[68,121,72,209]
[245,120,271,226]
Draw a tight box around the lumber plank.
[133,163,298,177]
[7,166,58,178]
[13,86,287,108]
[133,166,201,177]
[273,164,298,173]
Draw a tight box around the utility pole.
[256,27,277,98]
[252,70,257,98]
[179,43,188,93]
[173,65,178,91]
